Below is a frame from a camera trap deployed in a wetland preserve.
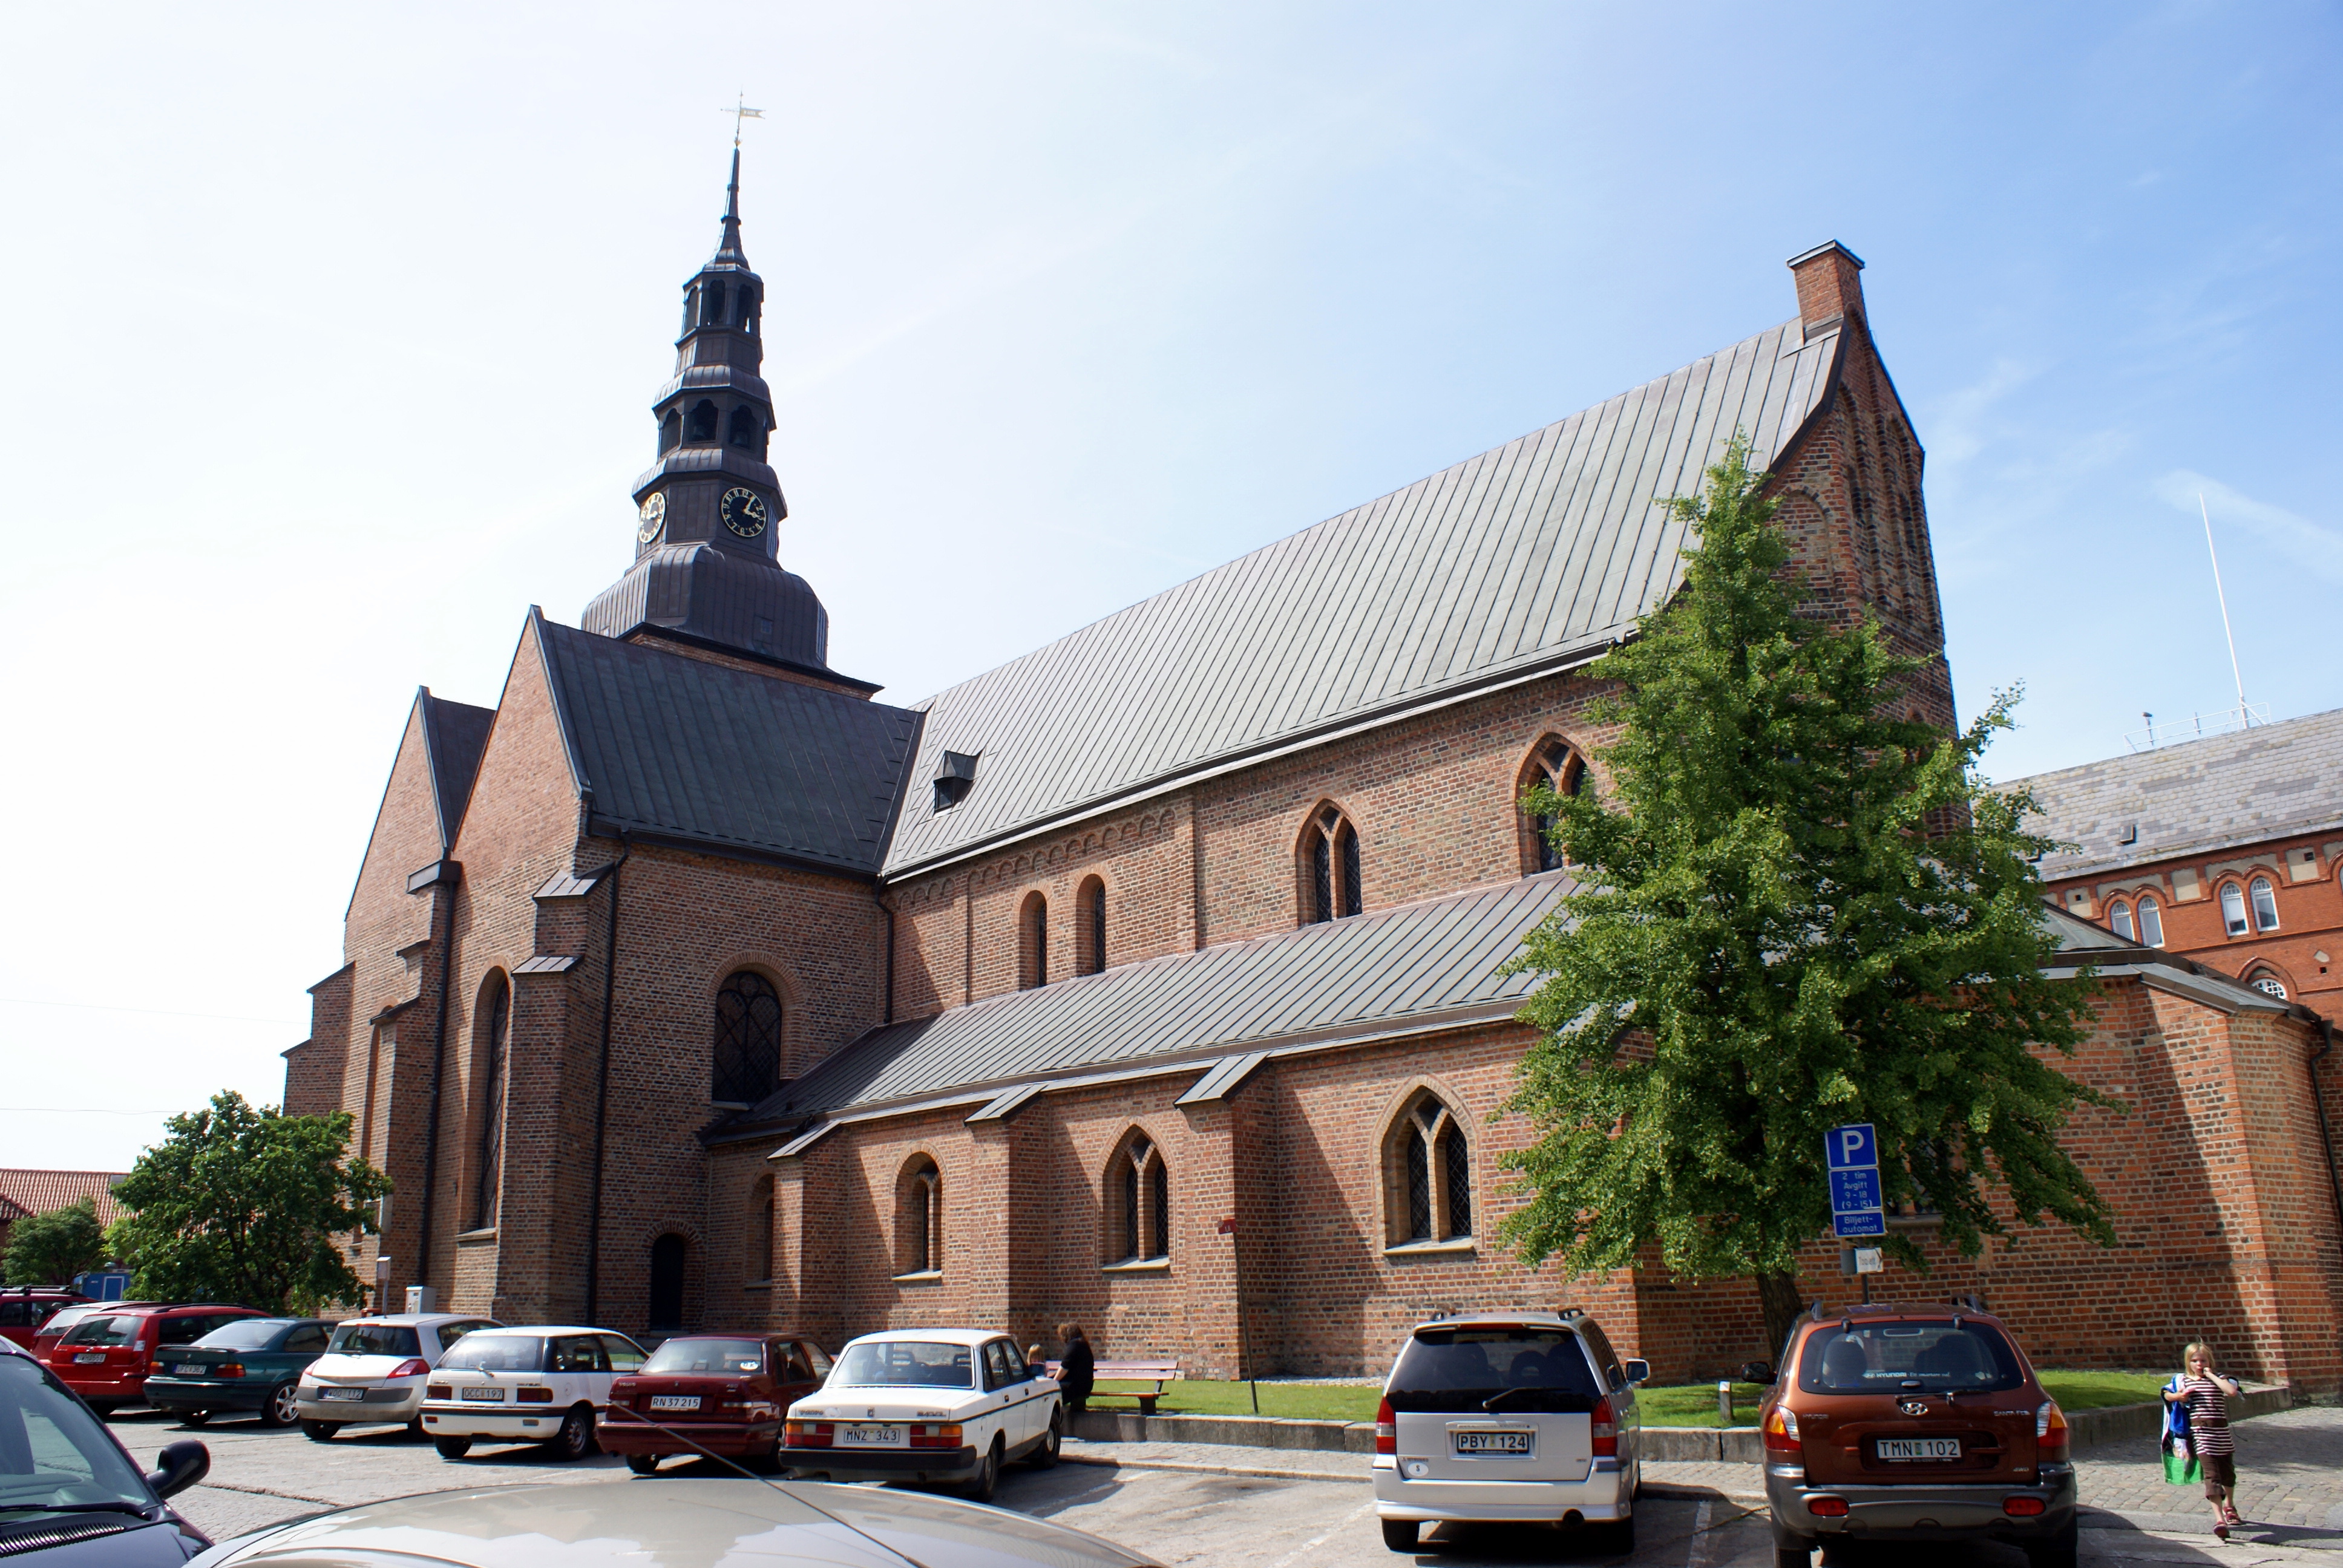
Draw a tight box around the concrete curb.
[1060,1448,1767,1503]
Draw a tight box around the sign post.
[1825,1123,1885,1304]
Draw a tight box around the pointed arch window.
[1076,877,1107,976]
[713,971,782,1106]
[1107,1134,1170,1265]
[1300,806,1362,926]
[898,1157,941,1276]
[1020,892,1048,989]
[1386,1091,1472,1246]
[470,973,510,1232]
[1521,737,1585,874]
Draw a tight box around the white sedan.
[783,1328,1061,1501]
[419,1325,647,1460]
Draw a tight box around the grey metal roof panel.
[536,618,923,875]
[2001,709,2343,880]
[514,954,580,974]
[755,872,1577,1121]
[883,319,1843,875]
[419,692,496,852]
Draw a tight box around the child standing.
[2163,1342,2243,1538]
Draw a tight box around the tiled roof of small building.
[534,615,925,875]
[2002,708,2343,880]
[880,316,1849,877]
[0,1170,128,1227]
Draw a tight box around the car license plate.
[1878,1437,1963,1461]
[460,1387,506,1402]
[174,1364,206,1376]
[74,1353,106,1364]
[1453,1430,1533,1455]
[649,1395,701,1411]
[840,1423,906,1447]
[320,1387,366,1400]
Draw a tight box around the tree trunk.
[1755,1269,1810,1378]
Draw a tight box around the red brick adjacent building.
[281,163,2343,1394]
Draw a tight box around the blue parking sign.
[1825,1123,1876,1171]
[1833,1210,1887,1238]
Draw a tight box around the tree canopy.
[3,1197,110,1286]
[108,1092,390,1316]
[1499,437,2115,1360]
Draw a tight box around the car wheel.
[1029,1408,1061,1469]
[405,1417,427,1440]
[626,1453,659,1476]
[434,1436,474,1459]
[179,1410,211,1428]
[2025,1522,2078,1568]
[551,1405,597,1462]
[963,1436,1001,1504]
[301,1420,342,1442]
[1776,1544,1814,1568]
[1380,1519,1419,1552]
[261,1384,301,1429]
[1601,1515,1636,1555]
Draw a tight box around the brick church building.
[284,159,2343,1393]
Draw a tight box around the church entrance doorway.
[648,1234,687,1330]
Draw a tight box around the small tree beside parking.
[3,1197,110,1286]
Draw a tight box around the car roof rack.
[1554,1305,1585,1321]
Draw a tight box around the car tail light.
[386,1359,430,1379]
[518,1386,554,1403]
[2004,1497,2045,1517]
[1807,1497,1849,1518]
[1375,1396,1397,1455]
[1763,1405,1803,1455]
[1590,1395,1618,1457]
[908,1423,962,1449]
[426,1384,451,1400]
[215,1364,245,1379]
[784,1420,834,1448]
[2036,1400,2068,1464]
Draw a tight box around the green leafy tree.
[3,1197,110,1285]
[108,1092,390,1316]
[1500,437,2115,1362]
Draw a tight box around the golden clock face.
[719,486,769,538]
[636,492,667,544]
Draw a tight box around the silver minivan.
[1371,1309,1647,1554]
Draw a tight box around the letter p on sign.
[1826,1123,1876,1171]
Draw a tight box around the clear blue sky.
[3,1,2336,1168]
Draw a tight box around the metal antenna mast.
[2200,493,2251,725]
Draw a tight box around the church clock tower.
[582,151,833,670]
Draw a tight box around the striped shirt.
[2178,1374,2234,1455]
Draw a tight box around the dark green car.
[143,1316,332,1428]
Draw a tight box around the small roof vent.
[932,750,979,812]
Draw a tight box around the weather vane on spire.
[723,93,764,148]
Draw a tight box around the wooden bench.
[1046,1357,1184,1416]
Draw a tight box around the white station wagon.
[419,1325,647,1461]
[783,1328,1062,1502]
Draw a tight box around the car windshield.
[59,1316,145,1348]
[326,1324,421,1357]
[830,1341,974,1389]
[642,1339,765,1376]
[0,1353,152,1516]
[1387,1327,1605,1414]
[437,1336,545,1373]
[1798,1321,2026,1395]
[195,1321,293,1351]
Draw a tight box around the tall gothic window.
[750,1175,775,1282]
[1076,877,1107,976]
[1386,1091,1472,1246]
[470,973,510,1232]
[713,971,782,1105]
[1020,892,1048,989]
[899,1157,940,1276]
[1107,1133,1170,1264]
[1521,736,1586,874]
[1300,805,1362,926]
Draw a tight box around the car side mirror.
[147,1440,209,1500]
[1621,1359,1650,1386]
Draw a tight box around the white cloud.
[2157,470,2343,584]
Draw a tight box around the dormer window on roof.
[933,751,979,812]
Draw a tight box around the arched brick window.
[1518,736,1586,874]
[750,1174,775,1282]
[713,971,782,1106]
[2136,894,2166,948]
[2249,875,2280,932]
[1299,805,1362,926]
[2107,900,2134,942]
[1076,877,1107,976]
[1019,891,1049,988]
[1384,1091,1472,1246]
[2246,968,2289,1000]
[470,972,511,1232]
[1107,1132,1170,1264]
[898,1156,942,1276]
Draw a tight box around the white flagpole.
[2200,493,2250,725]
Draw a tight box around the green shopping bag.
[2163,1446,2200,1486]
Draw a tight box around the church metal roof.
[749,871,1576,1126]
[534,615,924,875]
[881,317,1847,877]
[2003,707,2343,881]
[418,691,495,854]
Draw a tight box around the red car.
[598,1331,830,1474]
[44,1302,264,1414]
[0,1287,88,1350]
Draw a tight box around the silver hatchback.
[1371,1310,1647,1554]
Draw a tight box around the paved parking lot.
[108,1404,2343,1568]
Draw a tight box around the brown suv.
[1761,1305,2074,1568]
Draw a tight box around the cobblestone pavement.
[2071,1407,2343,1544]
